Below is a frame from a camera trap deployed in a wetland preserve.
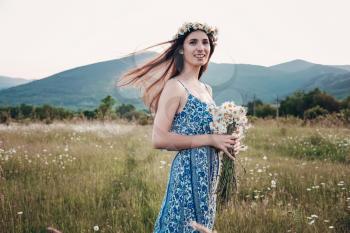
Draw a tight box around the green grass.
[0,120,349,232]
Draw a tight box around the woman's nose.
[196,43,204,51]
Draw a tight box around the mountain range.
[0,53,349,111]
[0,76,32,90]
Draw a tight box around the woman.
[117,22,239,233]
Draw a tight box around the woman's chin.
[186,59,208,67]
[193,60,207,66]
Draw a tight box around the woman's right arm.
[152,78,206,150]
[152,79,237,158]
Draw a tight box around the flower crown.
[172,22,218,44]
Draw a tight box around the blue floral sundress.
[153,79,221,233]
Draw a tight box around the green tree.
[116,104,136,118]
[307,88,340,113]
[256,104,276,118]
[279,88,340,117]
[279,90,306,117]
[19,104,35,119]
[97,95,116,120]
[82,110,97,120]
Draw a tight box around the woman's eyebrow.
[189,38,209,41]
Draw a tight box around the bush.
[256,104,276,118]
[116,104,136,118]
[0,111,10,124]
[138,115,150,125]
[303,105,328,120]
[341,109,350,124]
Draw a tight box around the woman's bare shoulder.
[160,78,183,100]
[164,77,184,93]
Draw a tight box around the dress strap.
[176,79,190,94]
[203,83,211,97]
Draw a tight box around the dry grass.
[0,120,349,232]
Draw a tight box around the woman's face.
[182,30,211,67]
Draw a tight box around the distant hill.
[0,54,349,110]
[203,61,349,104]
[332,65,350,71]
[0,52,156,110]
[0,76,32,90]
[269,59,315,73]
[303,72,350,98]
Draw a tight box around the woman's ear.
[176,46,184,54]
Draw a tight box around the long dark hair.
[116,28,217,114]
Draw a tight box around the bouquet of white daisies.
[208,101,251,205]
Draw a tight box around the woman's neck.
[179,63,201,83]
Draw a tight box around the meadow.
[0,119,349,233]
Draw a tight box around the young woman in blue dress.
[117,22,239,232]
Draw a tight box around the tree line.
[0,88,349,125]
[247,88,350,123]
[0,95,152,125]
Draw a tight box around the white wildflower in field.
[308,219,315,225]
[271,180,276,188]
[329,226,334,229]
[337,181,345,186]
[17,211,23,215]
[93,225,99,231]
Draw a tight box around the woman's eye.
[189,40,208,45]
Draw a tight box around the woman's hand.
[209,134,239,160]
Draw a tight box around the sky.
[0,0,349,80]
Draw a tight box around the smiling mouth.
[194,54,206,58]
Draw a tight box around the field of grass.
[0,119,349,233]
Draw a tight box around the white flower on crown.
[173,21,218,42]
